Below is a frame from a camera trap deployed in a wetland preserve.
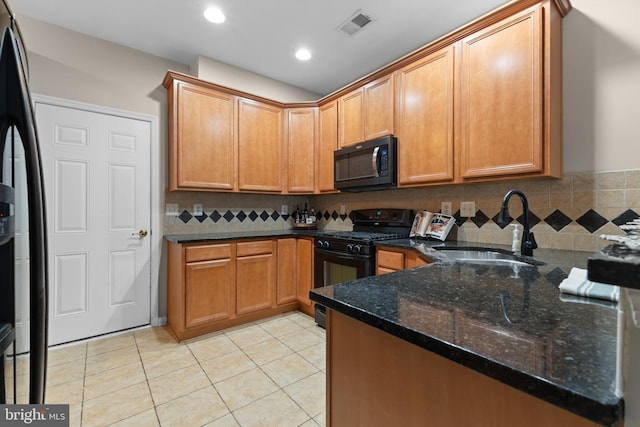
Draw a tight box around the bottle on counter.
[294,205,301,223]
[302,203,308,223]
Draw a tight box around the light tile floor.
[34,311,326,426]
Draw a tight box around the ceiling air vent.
[338,10,373,36]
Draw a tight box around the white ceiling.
[11,0,511,96]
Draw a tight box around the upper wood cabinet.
[166,79,236,191]
[286,107,316,193]
[457,5,549,180]
[316,101,338,193]
[338,74,395,148]
[396,45,455,187]
[238,98,284,192]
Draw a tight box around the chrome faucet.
[497,189,538,256]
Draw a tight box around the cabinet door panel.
[287,108,316,193]
[317,102,338,193]
[397,46,455,186]
[238,99,283,192]
[236,253,275,315]
[297,238,313,307]
[174,83,235,190]
[277,239,297,305]
[364,74,394,140]
[185,259,234,327]
[338,90,364,148]
[459,6,542,179]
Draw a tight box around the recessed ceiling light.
[295,48,311,61]
[204,7,225,24]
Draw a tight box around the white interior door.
[36,102,151,345]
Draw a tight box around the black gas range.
[313,208,413,327]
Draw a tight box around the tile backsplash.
[164,169,640,252]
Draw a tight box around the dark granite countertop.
[311,239,623,426]
[164,229,321,243]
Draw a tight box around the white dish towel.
[558,267,620,302]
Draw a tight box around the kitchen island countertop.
[311,239,623,426]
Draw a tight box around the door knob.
[132,229,148,238]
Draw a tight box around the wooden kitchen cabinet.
[396,45,455,186]
[276,238,314,315]
[168,238,300,341]
[457,4,557,180]
[316,101,338,193]
[236,240,276,315]
[338,74,394,147]
[297,238,314,316]
[376,247,429,275]
[165,77,236,191]
[184,247,235,328]
[286,107,316,193]
[238,98,283,192]
[277,238,298,305]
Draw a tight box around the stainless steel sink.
[433,249,539,267]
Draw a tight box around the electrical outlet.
[441,201,452,216]
[281,205,288,215]
[460,201,476,218]
[340,205,346,215]
[165,203,179,216]
[193,204,203,216]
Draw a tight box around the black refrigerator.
[0,0,48,404]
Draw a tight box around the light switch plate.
[460,201,476,218]
[441,201,452,216]
[166,203,179,216]
[340,205,346,215]
[281,205,288,215]
[193,204,203,216]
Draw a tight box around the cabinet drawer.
[377,250,405,270]
[185,244,232,262]
[237,240,274,257]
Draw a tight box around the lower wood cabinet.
[376,247,429,275]
[236,240,276,315]
[168,237,313,340]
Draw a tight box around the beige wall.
[563,0,640,173]
[192,56,321,103]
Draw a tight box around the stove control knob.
[322,240,330,249]
[353,245,361,254]
[346,244,353,253]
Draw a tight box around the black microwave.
[334,135,397,192]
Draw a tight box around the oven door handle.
[314,247,370,260]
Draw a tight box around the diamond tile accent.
[453,211,466,227]
[492,212,513,229]
[331,211,339,220]
[178,210,193,224]
[260,211,270,221]
[223,210,235,222]
[248,211,259,222]
[271,211,280,221]
[209,210,221,223]
[323,211,331,220]
[236,211,247,222]
[612,209,640,228]
[576,209,609,233]
[544,209,572,232]
[516,211,540,228]
[470,210,490,228]
[195,213,208,223]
